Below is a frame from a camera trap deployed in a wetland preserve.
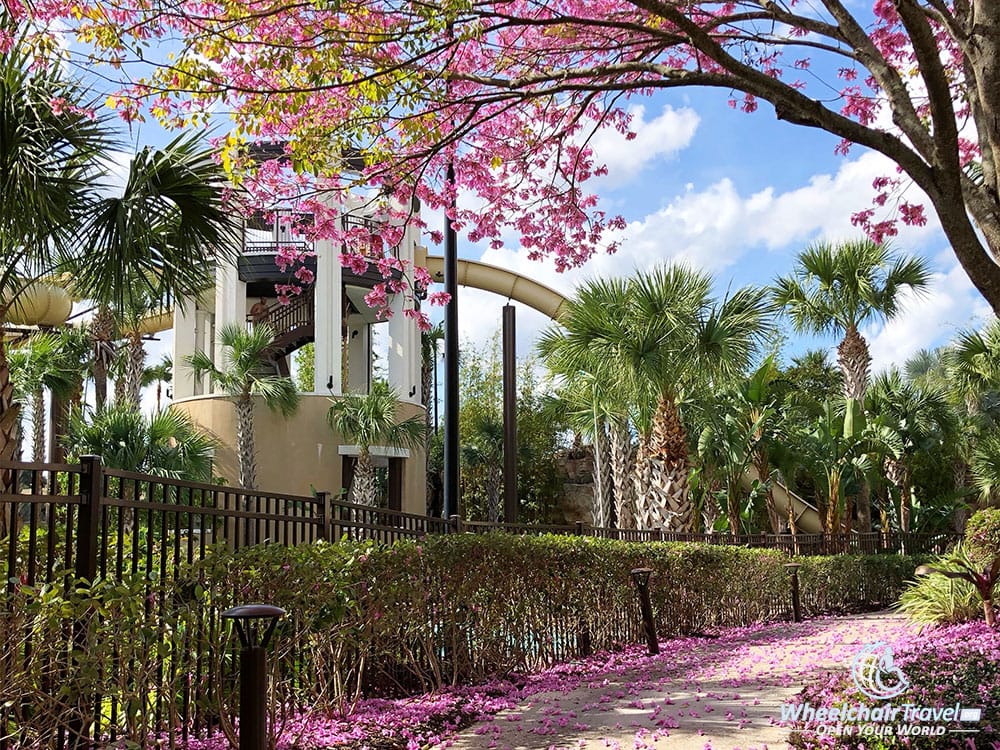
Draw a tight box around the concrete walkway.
[447,613,916,750]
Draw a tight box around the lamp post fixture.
[784,563,802,623]
[630,567,659,655]
[221,604,286,750]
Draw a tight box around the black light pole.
[221,604,285,750]
[443,162,460,519]
[502,304,517,523]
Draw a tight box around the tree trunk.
[885,457,911,532]
[352,450,377,506]
[485,471,502,522]
[754,452,781,533]
[637,396,692,531]
[49,390,68,464]
[31,387,45,463]
[124,333,145,407]
[0,335,20,539]
[91,305,117,410]
[856,476,872,533]
[609,417,634,529]
[235,396,257,489]
[591,416,612,528]
[726,484,741,535]
[837,324,871,400]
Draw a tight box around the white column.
[172,300,198,399]
[194,309,214,395]
[213,258,245,371]
[313,238,342,395]
[347,321,370,393]
[387,290,420,403]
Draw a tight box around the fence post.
[68,455,103,748]
[448,514,462,533]
[574,520,584,536]
[653,528,663,542]
[316,491,332,542]
[76,455,102,583]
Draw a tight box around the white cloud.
[586,104,700,189]
[865,260,993,372]
[429,149,973,365]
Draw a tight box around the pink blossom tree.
[8,1,1000,312]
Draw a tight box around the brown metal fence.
[0,456,960,747]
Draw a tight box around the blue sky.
[430,85,992,373]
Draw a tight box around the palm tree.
[773,239,931,400]
[64,404,215,481]
[866,371,956,532]
[538,278,638,528]
[8,332,76,462]
[550,375,616,527]
[185,324,300,489]
[540,267,771,531]
[142,355,173,411]
[627,267,772,531]
[0,39,113,525]
[328,380,425,506]
[73,132,239,409]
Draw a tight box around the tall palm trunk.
[352,450,377,505]
[753,451,781,533]
[31,387,45,462]
[0,336,20,539]
[235,396,257,489]
[637,396,692,531]
[124,333,145,407]
[609,417,634,528]
[485,470,502,522]
[591,417,612,527]
[837,324,871,400]
[885,457,912,532]
[91,305,117,410]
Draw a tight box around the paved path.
[447,613,915,750]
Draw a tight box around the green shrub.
[0,536,930,743]
[964,507,1000,564]
[895,546,980,626]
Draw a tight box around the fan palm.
[185,324,300,489]
[866,371,956,531]
[73,132,239,408]
[0,38,113,526]
[8,332,77,462]
[773,239,931,399]
[142,355,173,411]
[64,404,215,481]
[538,277,637,528]
[628,267,772,531]
[540,266,772,531]
[328,380,425,506]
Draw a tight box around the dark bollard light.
[221,604,286,750]
[784,563,802,623]
[630,567,659,655]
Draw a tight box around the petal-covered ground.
[183,612,999,750]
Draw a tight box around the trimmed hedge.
[0,534,928,743]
